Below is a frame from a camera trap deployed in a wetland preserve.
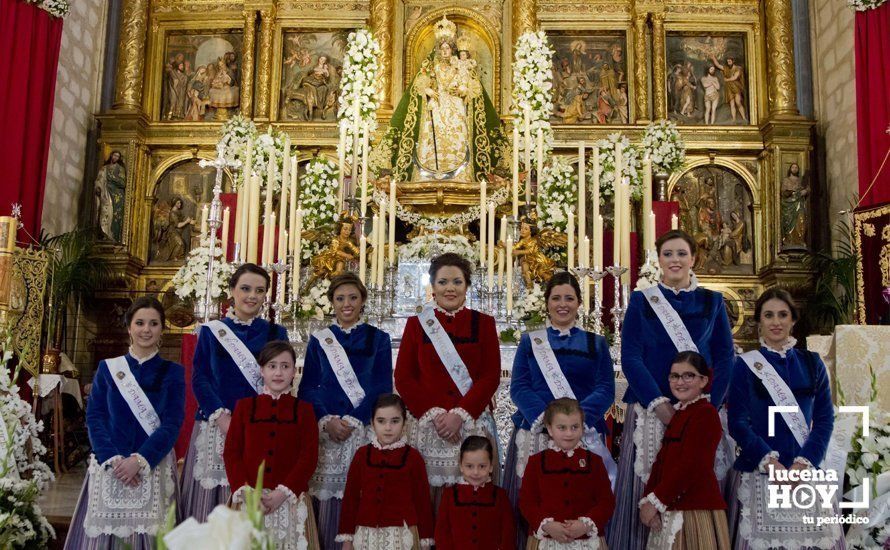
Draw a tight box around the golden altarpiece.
[90,0,814,350]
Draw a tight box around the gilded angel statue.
[509,218,568,286]
[302,217,360,290]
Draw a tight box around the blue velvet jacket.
[728,346,834,472]
[297,323,394,425]
[620,285,735,408]
[192,316,289,420]
[510,327,615,435]
[87,353,185,468]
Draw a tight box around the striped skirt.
[314,496,343,549]
[179,421,231,522]
[503,426,529,550]
[648,509,730,550]
[605,404,649,550]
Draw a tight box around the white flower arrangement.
[298,278,333,320]
[337,29,382,161]
[537,156,576,231]
[164,504,268,550]
[0,337,55,549]
[514,283,546,324]
[848,0,887,10]
[590,133,643,204]
[641,120,686,175]
[634,257,662,291]
[399,233,479,264]
[171,238,235,303]
[27,0,69,17]
[512,31,556,171]
[218,115,258,187]
[372,186,509,232]
[250,128,289,195]
[298,155,341,260]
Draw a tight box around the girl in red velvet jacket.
[435,436,515,550]
[639,351,730,549]
[520,398,614,549]
[338,394,435,549]
[223,340,320,549]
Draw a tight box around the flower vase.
[192,300,220,323]
[654,171,670,201]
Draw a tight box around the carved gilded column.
[764,0,799,118]
[254,6,276,121]
[512,0,537,49]
[651,12,667,120]
[369,0,394,112]
[112,0,150,111]
[240,9,257,118]
[632,12,649,123]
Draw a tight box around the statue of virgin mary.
[388,15,504,183]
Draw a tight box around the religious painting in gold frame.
[665,32,750,126]
[148,159,233,265]
[158,30,244,122]
[547,30,629,125]
[278,30,351,122]
[670,164,755,275]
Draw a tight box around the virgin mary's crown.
[434,15,457,43]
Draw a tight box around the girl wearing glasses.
[639,351,730,549]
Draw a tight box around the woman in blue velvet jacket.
[728,287,843,549]
[607,230,735,550]
[506,271,615,548]
[297,272,393,549]
[65,296,184,550]
[180,263,289,521]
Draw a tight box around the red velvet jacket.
[435,483,516,550]
[338,442,435,540]
[519,447,615,537]
[394,308,501,419]
[223,394,318,495]
[644,397,727,511]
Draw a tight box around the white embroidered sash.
[740,350,810,447]
[640,286,699,353]
[417,307,472,395]
[107,356,161,437]
[315,328,366,408]
[206,320,263,393]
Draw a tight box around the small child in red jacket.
[338,393,435,549]
[223,340,320,549]
[520,397,614,549]
[639,351,730,548]
[435,436,516,549]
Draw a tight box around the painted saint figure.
[95,151,127,242]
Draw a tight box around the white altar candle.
[536,128,544,186]
[582,236,590,312]
[359,234,367,284]
[280,137,290,238]
[512,125,519,217]
[200,204,208,241]
[389,178,397,264]
[376,205,386,288]
[594,214,604,270]
[221,207,230,259]
[277,222,287,262]
[592,147,600,271]
[506,236,514,316]
[292,205,302,300]
[248,175,260,263]
[360,128,370,217]
[648,211,656,253]
[671,214,679,230]
[278,268,287,306]
[369,214,379,286]
[497,248,504,289]
[337,128,346,210]
[578,142,586,246]
[479,178,487,265]
[567,212,575,269]
[267,212,276,264]
[643,155,653,251]
[524,110,531,205]
[239,137,253,260]
[487,203,495,288]
[262,152,275,264]
[500,215,508,245]
[612,176,621,267]
[288,156,299,252]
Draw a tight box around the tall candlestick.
[567,212,575,269]
[487,203,495,288]
[581,236,589,268]
[234,185,244,249]
[648,211,656,252]
[594,214,604,269]
[360,128,370,217]
[292,205,302,299]
[512,125,519,217]
[248,175,260,263]
[578,142,586,247]
[671,213,679,230]
[337,128,346,210]
[612,176,621,267]
[376,204,386,288]
[479,178,487,265]
[506,236,514,316]
[621,180,631,285]
[388,178,397,264]
[263,152,275,264]
[239,137,254,261]
[500,215,508,244]
[524,110,531,205]
[536,128,544,184]
[267,212,276,264]
[592,147,601,259]
[582,237,591,312]
[280,137,291,236]
[359,234,367,284]
[288,156,299,251]
[278,224,287,262]
[369,214,379,285]
[643,155,653,252]
[200,204,209,240]
[497,248,504,289]
[221,207,230,259]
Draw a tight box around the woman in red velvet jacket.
[394,253,501,496]
[338,394,435,550]
[639,351,730,549]
[224,340,320,549]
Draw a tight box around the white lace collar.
[261,386,289,400]
[334,319,364,334]
[128,348,158,365]
[674,393,709,410]
[760,336,797,358]
[659,272,700,295]
[370,435,408,450]
[433,303,466,317]
[458,478,491,491]
[546,320,576,337]
[226,308,256,326]
[547,439,584,457]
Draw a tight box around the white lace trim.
[649,510,684,550]
[226,308,256,325]
[193,420,230,489]
[578,517,598,537]
[457,478,491,490]
[546,320,576,336]
[334,320,365,334]
[674,393,709,410]
[633,404,666,483]
[758,450,780,473]
[231,484,249,504]
[639,492,668,514]
[335,534,354,542]
[262,387,289,399]
[420,538,434,547]
[547,439,584,456]
[128,349,159,364]
[535,518,556,540]
[371,434,408,450]
[131,453,149,471]
[276,484,298,505]
[433,303,466,317]
[207,408,231,424]
[759,336,798,358]
[659,272,699,294]
[647,396,671,413]
[450,407,473,423]
[793,456,814,468]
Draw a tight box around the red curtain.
[855,3,890,208]
[0,0,63,239]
